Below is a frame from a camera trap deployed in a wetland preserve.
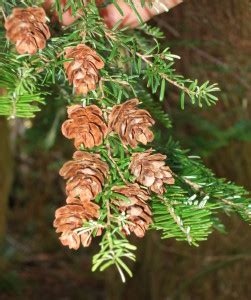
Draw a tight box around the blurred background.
[0,0,251,299]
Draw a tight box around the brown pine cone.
[129,150,175,194]
[66,196,100,219]
[64,44,104,95]
[108,99,155,148]
[59,151,109,203]
[61,104,108,149]
[112,184,152,238]
[5,7,50,54]
[53,204,101,249]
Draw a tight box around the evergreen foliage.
[0,0,250,282]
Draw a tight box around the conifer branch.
[136,51,191,95]
[183,175,251,219]
[1,0,250,282]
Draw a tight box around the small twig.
[104,26,196,97]
[101,77,130,86]
[106,142,128,185]
[221,198,248,209]
[181,174,250,213]
[159,195,192,244]
[0,6,6,21]
[104,26,191,95]
[182,176,202,191]
[106,200,111,227]
[99,79,105,99]
[136,52,192,96]
[104,29,117,42]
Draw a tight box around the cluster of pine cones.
[55,101,174,249]
[5,6,174,250]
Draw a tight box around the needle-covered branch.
[0,0,250,283]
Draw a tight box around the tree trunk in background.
[106,1,251,299]
[0,118,13,242]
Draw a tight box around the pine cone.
[108,99,155,148]
[54,204,101,249]
[129,150,174,194]
[66,196,100,219]
[59,151,109,203]
[112,184,152,237]
[5,7,50,54]
[64,44,104,95]
[61,104,108,149]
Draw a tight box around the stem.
[182,177,203,191]
[101,77,130,86]
[0,6,6,21]
[181,175,249,213]
[104,25,193,97]
[106,199,111,227]
[136,52,192,96]
[106,142,128,185]
[159,195,192,244]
